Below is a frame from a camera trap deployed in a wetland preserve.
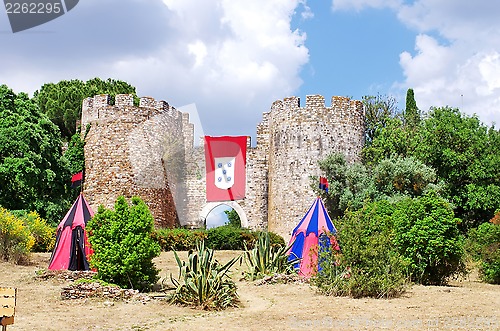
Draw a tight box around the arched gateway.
[199,201,249,228]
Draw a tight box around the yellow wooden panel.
[0,288,16,318]
[0,288,15,297]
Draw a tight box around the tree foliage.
[414,107,500,229]
[363,94,399,146]
[0,85,71,223]
[362,103,500,230]
[393,191,466,285]
[317,153,375,219]
[313,200,408,298]
[0,207,35,264]
[35,78,137,138]
[317,153,437,219]
[403,88,420,129]
[466,222,500,284]
[87,196,161,291]
[64,124,90,175]
[224,208,241,228]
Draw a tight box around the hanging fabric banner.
[204,136,247,202]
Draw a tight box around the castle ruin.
[81,94,365,240]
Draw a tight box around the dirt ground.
[1,251,499,331]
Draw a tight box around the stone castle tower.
[81,94,364,240]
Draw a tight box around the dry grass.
[1,251,499,331]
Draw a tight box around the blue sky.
[1,0,500,140]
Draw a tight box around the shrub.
[152,227,286,251]
[312,200,408,298]
[242,232,298,281]
[0,207,35,264]
[393,191,466,285]
[466,222,500,284]
[13,210,55,252]
[87,196,161,291]
[169,241,239,310]
[153,228,207,251]
[205,226,249,250]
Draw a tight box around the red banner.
[204,136,247,202]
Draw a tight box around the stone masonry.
[82,94,364,240]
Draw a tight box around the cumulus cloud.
[333,0,500,126]
[1,0,310,136]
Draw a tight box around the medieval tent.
[288,197,337,277]
[48,194,94,270]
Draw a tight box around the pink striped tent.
[288,197,337,278]
[48,194,94,270]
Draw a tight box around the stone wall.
[265,95,365,239]
[81,93,364,239]
[82,94,192,228]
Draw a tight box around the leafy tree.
[64,124,91,175]
[224,208,241,228]
[403,88,420,129]
[317,153,375,219]
[363,103,500,230]
[35,78,137,138]
[414,107,500,229]
[372,155,440,199]
[317,153,438,219]
[393,191,466,285]
[87,196,161,291]
[362,117,416,166]
[0,85,71,223]
[363,94,399,146]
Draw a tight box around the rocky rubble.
[60,282,152,302]
[35,269,156,303]
[254,273,309,286]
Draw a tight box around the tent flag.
[71,171,83,188]
[204,136,247,202]
[48,193,94,271]
[319,176,329,193]
[288,197,337,278]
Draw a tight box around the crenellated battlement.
[81,94,186,128]
[262,94,366,239]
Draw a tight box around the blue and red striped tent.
[288,197,337,277]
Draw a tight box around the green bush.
[169,241,239,310]
[312,200,408,298]
[0,207,35,264]
[205,226,250,250]
[242,232,298,280]
[12,210,55,252]
[466,222,500,284]
[87,196,161,291]
[153,227,285,251]
[153,228,207,251]
[393,191,466,285]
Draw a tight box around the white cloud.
[334,0,500,126]
[1,0,310,136]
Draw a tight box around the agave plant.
[169,241,239,310]
[242,232,299,281]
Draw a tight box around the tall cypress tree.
[404,88,420,129]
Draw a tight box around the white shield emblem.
[214,157,235,189]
